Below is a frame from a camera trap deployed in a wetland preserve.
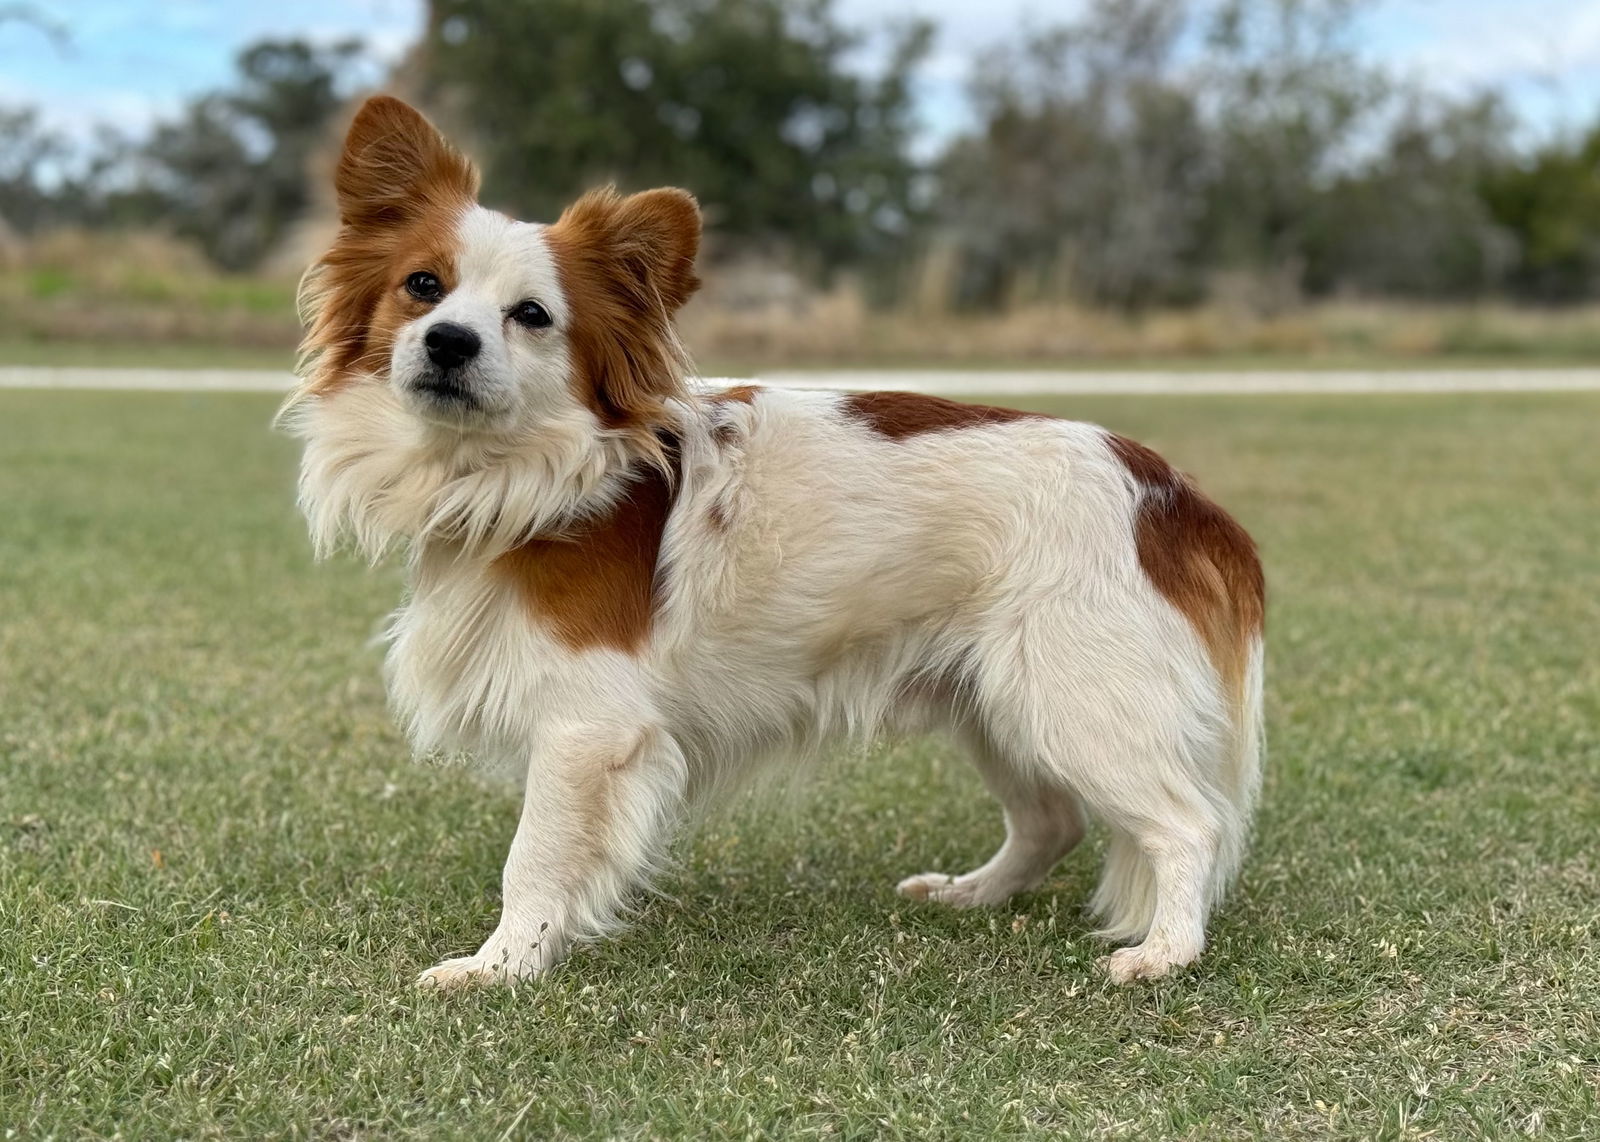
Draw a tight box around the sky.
[5,0,1600,153]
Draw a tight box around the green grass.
[0,340,295,370]
[2,390,1597,1139]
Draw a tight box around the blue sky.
[6,0,1600,151]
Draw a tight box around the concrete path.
[3,364,1599,395]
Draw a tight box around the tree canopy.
[6,0,1600,309]
[422,0,930,273]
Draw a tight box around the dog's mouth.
[411,372,479,407]
[405,370,488,423]
[396,358,516,431]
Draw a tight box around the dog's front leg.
[418,721,686,989]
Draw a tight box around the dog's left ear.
[544,186,702,434]
[607,188,702,312]
[551,187,702,314]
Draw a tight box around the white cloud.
[1372,0,1600,92]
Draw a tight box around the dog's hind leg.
[897,723,1086,909]
[1090,810,1219,983]
[969,615,1239,983]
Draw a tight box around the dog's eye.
[510,300,552,329]
[405,271,443,302]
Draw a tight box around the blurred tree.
[1196,0,1382,302]
[6,0,1600,309]
[1481,123,1600,302]
[936,0,1208,309]
[0,106,67,234]
[137,97,265,269]
[421,0,930,273]
[133,39,365,269]
[0,4,71,238]
[1303,95,1516,298]
[931,0,1553,311]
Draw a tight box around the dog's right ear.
[335,95,479,228]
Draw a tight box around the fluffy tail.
[1212,633,1265,903]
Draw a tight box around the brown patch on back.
[494,447,679,653]
[301,96,480,393]
[1106,433,1265,702]
[544,187,701,442]
[841,391,1046,440]
[706,383,760,405]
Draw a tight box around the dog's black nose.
[424,322,480,370]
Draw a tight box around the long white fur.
[286,205,1264,988]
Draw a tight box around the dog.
[281,95,1266,988]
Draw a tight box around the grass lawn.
[0,340,296,371]
[2,389,1597,1139]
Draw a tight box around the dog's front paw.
[896,871,1011,908]
[416,939,553,990]
[417,924,568,991]
[416,954,521,990]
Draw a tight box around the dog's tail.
[1212,631,1265,902]
[1088,577,1265,945]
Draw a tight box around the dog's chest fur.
[385,549,548,755]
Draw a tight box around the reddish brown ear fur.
[553,186,701,312]
[545,186,702,434]
[302,96,479,389]
[334,95,479,227]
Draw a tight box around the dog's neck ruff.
[282,374,652,563]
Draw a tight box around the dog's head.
[298,95,700,440]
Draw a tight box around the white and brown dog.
[282,96,1266,988]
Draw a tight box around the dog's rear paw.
[896,871,1005,908]
[1097,942,1198,985]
